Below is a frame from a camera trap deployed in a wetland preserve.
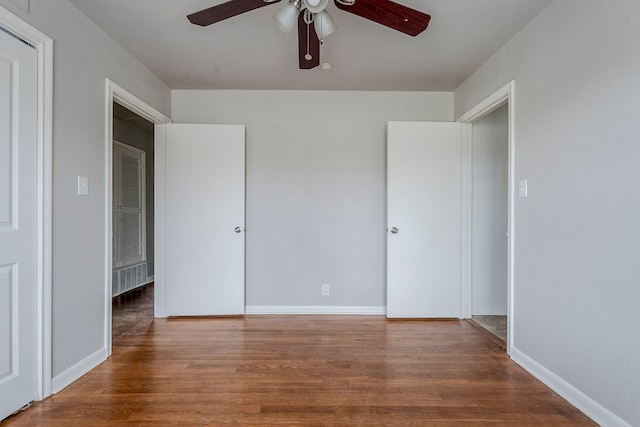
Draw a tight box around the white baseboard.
[245,305,386,315]
[51,347,107,394]
[510,347,632,427]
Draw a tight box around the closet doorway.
[459,82,515,351]
[470,104,508,343]
[111,102,155,334]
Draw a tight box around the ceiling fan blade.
[334,0,430,37]
[298,11,320,69]
[188,0,281,26]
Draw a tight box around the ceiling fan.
[187,0,431,70]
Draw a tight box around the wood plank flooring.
[4,286,595,426]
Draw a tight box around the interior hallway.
[111,283,155,339]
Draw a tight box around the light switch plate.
[10,0,29,13]
[78,176,89,196]
[518,179,528,198]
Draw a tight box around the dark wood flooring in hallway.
[3,285,595,426]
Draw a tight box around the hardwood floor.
[4,287,595,426]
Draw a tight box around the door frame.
[104,80,170,356]
[457,81,515,354]
[0,7,54,399]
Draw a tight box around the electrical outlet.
[10,0,29,13]
[321,284,330,296]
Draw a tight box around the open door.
[164,124,245,316]
[387,122,462,318]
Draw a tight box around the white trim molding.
[510,347,632,427]
[105,80,171,357]
[153,124,167,318]
[0,5,54,400]
[51,348,107,394]
[459,122,472,319]
[457,81,515,355]
[245,306,387,315]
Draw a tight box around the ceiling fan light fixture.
[314,10,336,39]
[274,0,301,33]
[187,0,431,70]
[303,0,328,14]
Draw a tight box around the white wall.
[172,90,453,310]
[0,0,170,383]
[472,104,508,315]
[455,1,640,425]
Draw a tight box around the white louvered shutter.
[113,141,146,268]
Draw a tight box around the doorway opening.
[111,103,155,336]
[104,79,171,357]
[470,104,508,342]
[458,81,515,353]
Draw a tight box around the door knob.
[390,227,399,234]
[234,226,242,233]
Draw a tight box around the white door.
[387,122,462,318]
[0,30,38,419]
[165,124,245,316]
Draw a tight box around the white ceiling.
[68,0,552,91]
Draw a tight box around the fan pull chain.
[304,9,313,61]
[305,23,312,60]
